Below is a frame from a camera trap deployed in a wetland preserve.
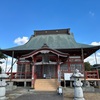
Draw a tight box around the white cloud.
[89,11,95,16]
[14,36,29,45]
[84,41,100,65]
[91,42,100,46]
[84,54,97,65]
[97,52,100,56]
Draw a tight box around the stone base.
[0,96,8,100]
[0,87,6,97]
[28,88,35,92]
[83,86,95,92]
[73,97,85,100]
[6,82,17,91]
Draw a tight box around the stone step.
[34,79,57,91]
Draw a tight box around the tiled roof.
[6,32,93,50]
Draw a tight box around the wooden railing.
[6,70,99,80]
[85,70,99,79]
[6,72,32,79]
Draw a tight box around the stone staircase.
[34,79,58,91]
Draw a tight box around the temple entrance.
[36,65,57,79]
[43,65,56,79]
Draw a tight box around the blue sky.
[0,0,100,71]
[0,0,100,48]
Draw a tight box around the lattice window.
[17,64,25,72]
[70,64,82,72]
[61,64,68,71]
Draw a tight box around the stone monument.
[0,70,9,100]
[72,69,85,100]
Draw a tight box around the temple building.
[1,28,100,91]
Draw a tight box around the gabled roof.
[4,29,95,50]
[92,64,100,69]
[20,45,69,62]
[22,46,69,58]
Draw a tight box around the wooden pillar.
[68,57,70,72]
[94,52,97,64]
[57,56,61,87]
[81,48,86,87]
[55,65,57,78]
[98,81,100,88]
[10,51,14,81]
[31,64,35,88]
[40,65,42,78]
[31,57,36,88]
[5,56,8,73]
[25,64,27,79]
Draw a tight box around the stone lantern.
[72,69,85,100]
[0,70,9,99]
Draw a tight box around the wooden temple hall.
[1,28,100,91]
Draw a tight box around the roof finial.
[42,43,49,48]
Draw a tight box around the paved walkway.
[6,87,100,100]
[6,87,63,100]
[15,92,63,100]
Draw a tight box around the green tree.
[84,62,91,71]
[0,51,7,64]
[0,51,7,73]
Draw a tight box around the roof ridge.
[34,28,71,36]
